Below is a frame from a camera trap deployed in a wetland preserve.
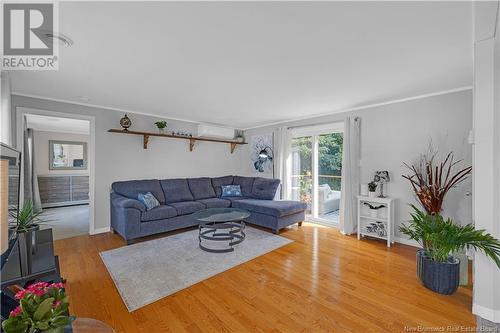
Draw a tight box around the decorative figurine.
[120,114,131,131]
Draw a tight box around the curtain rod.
[286,117,359,130]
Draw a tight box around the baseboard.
[473,303,500,323]
[394,237,421,248]
[91,227,111,235]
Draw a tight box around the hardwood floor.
[54,222,475,332]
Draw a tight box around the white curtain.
[273,126,292,200]
[339,117,361,234]
[23,127,42,212]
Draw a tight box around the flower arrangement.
[402,149,471,215]
[2,282,73,333]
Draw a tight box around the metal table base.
[198,220,246,253]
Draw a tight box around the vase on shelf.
[368,191,376,198]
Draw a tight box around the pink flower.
[49,282,64,290]
[27,282,49,291]
[31,289,46,297]
[14,289,29,300]
[52,300,62,308]
[10,306,22,317]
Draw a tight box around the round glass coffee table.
[192,208,250,253]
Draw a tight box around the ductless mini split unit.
[197,124,235,139]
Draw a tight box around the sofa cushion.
[232,176,255,197]
[141,205,177,222]
[251,178,280,200]
[169,201,205,215]
[232,199,307,218]
[187,177,216,200]
[112,180,165,204]
[221,185,242,198]
[211,176,234,197]
[196,198,231,209]
[138,192,160,211]
[160,179,194,203]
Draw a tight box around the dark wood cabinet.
[38,175,89,207]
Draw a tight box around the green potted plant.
[2,282,73,333]
[154,121,168,134]
[403,148,473,285]
[367,181,377,198]
[400,205,500,294]
[9,200,47,261]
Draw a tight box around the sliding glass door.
[289,123,344,226]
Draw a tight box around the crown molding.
[242,86,473,131]
[12,86,472,132]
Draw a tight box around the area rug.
[99,226,292,311]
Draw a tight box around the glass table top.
[192,208,250,222]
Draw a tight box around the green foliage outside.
[291,133,343,196]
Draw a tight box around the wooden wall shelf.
[108,129,247,153]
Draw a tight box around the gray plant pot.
[11,225,40,275]
[416,249,460,295]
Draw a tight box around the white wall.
[33,130,90,176]
[472,0,500,324]
[0,72,12,145]
[243,90,473,240]
[12,95,244,230]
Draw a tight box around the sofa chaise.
[110,176,307,244]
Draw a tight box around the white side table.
[357,196,396,247]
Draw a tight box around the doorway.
[16,107,96,239]
[289,122,343,226]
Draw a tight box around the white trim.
[15,107,97,235]
[90,227,111,235]
[11,92,204,126]
[473,303,500,323]
[243,86,473,130]
[13,87,472,132]
[394,237,421,248]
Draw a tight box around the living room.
[1,1,500,332]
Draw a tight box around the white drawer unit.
[357,196,395,247]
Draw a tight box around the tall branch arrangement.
[402,150,471,215]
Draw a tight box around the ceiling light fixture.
[43,32,73,47]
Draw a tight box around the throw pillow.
[221,185,242,197]
[138,192,160,211]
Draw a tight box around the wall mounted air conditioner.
[197,124,235,139]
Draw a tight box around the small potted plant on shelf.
[367,181,377,197]
[363,202,385,218]
[2,282,73,333]
[400,205,500,295]
[154,121,168,134]
[9,200,48,258]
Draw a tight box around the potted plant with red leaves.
[2,282,73,333]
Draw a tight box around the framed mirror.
[49,140,88,170]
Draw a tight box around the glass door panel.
[317,133,343,223]
[290,136,312,215]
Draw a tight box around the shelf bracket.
[189,138,196,152]
[230,143,237,154]
[143,135,150,149]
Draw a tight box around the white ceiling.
[25,114,90,134]
[11,1,473,129]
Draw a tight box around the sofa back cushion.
[211,176,234,197]
[160,178,194,203]
[112,179,165,204]
[187,177,216,200]
[232,176,255,197]
[251,177,280,200]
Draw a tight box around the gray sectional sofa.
[110,176,307,244]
